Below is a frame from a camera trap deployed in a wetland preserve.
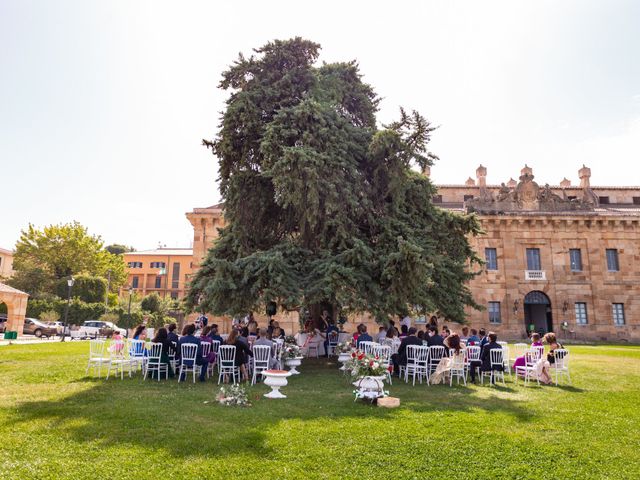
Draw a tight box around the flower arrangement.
[281,343,302,359]
[284,335,297,345]
[335,341,353,354]
[215,384,251,407]
[346,350,392,378]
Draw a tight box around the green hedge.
[26,298,142,328]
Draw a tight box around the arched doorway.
[524,291,552,335]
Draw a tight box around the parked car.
[23,318,58,338]
[77,320,127,339]
[0,314,7,333]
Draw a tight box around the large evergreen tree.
[189,38,481,322]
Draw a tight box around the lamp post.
[127,286,134,329]
[61,276,74,342]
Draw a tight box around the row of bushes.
[26,298,144,329]
[26,298,181,330]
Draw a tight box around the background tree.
[189,38,481,322]
[105,244,135,255]
[10,222,127,297]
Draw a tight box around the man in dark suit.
[426,325,445,347]
[391,327,422,376]
[355,325,373,347]
[470,331,503,383]
[177,324,209,382]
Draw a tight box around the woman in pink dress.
[513,333,543,371]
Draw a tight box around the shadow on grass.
[8,359,544,459]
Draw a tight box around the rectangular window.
[131,276,139,288]
[170,291,178,300]
[463,194,474,201]
[599,196,610,204]
[612,303,625,326]
[488,302,501,324]
[432,195,442,204]
[155,276,162,289]
[526,248,541,271]
[567,196,577,201]
[574,302,588,325]
[485,248,498,271]
[606,249,619,271]
[633,196,640,205]
[171,262,180,289]
[569,249,583,272]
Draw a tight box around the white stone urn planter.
[353,375,387,401]
[337,352,351,371]
[284,356,303,375]
[261,369,293,399]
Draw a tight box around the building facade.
[122,248,193,299]
[0,247,14,279]
[186,165,640,342]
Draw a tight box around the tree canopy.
[10,222,127,297]
[189,38,482,322]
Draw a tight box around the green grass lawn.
[1,342,639,479]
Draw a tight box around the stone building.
[122,248,193,299]
[186,165,640,342]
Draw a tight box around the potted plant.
[280,341,303,374]
[346,350,391,401]
[335,341,354,370]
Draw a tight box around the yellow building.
[0,247,14,279]
[122,248,193,299]
[185,165,640,342]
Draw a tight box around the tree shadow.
[7,359,553,460]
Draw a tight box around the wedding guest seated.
[441,327,451,339]
[151,327,175,378]
[133,324,147,341]
[391,327,422,376]
[254,328,279,368]
[208,324,224,344]
[324,319,339,358]
[271,321,285,339]
[167,323,179,347]
[417,330,425,342]
[247,320,258,340]
[466,328,480,346]
[177,324,209,382]
[399,325,409,338]
[430,333,465,384]
[460,326,470,342]
[479,328,489,349]
[353,324,363,344]
[426,325,445,348]
[514,332,542,372]
[225,329,253,382]
[355,325,373,347]
[544,332,565,364]
[470,332,503,383]
[377,326,387,344]
[199,326,218,364]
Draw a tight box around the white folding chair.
[449,349,467,386]
[481,348,505,386]
[207,340,221,376]
[428,345,446,377]
[327,331,339,356]
[218,345,239,384]
[359,341,377,356]
[373,344,393,385]
[178,343,199,383]
[497,341,508,347]
[465,345,481,381]
[168,341,177,371]
[128,339,147,372]
[201,342,212,377]
[106,339,134,380]
[512,342,528,365]
[532,345,545,361]
[501,345,512,376]
[515,350,540,386]
[144,342,168,381]
[86,339,109,378]
[307,341,320,358]
[251,345,271,385]
[405,345,429,386]
[551,349,571,385]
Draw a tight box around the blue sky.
[1,0,639,251]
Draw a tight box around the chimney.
[507,177,517,188]
[476,164,487,187]
[520,164,533,177]
[560,177,571,188]
[579,164,591,189]
[465,177,476,186]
